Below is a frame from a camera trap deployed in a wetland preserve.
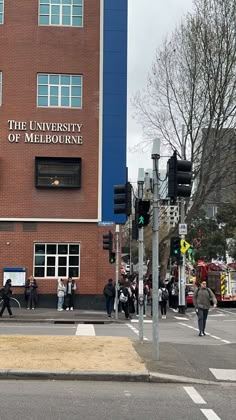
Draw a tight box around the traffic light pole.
[178,125,186,312]
[152,138,160,361]
[115,224,120,320]
[138,168,144,343]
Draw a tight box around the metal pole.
[152,138,160,360]
[138,168,144,343]
[178,125,186,313]
[115,224,120,320]
[129,216,132,276]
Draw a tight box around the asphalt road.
[0,381,234,420]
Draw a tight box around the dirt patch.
[0,335,147,372]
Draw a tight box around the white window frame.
[37,73,83,108]
[38,0,83,27]
[0,0,4,25]
[34,243,80,278]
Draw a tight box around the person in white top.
[57,279,66,311]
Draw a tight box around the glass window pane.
[39,15,50,25]
[72,76,81,85]
[69,267,78,277]
[38,74,48,84]
[69,244,79,254]
[35,267,44,277]
[35,244,45,254]
[50,96,58,106]
[40,0,50,4]
[47,244,56,254]
[47,256,56,266]
[49,75,59,84]
[58,257,67,266]
[47,267,55,276]
[38,96,48,106]
[72,16,82,26]
[71,86,81,96]
[40,5,50,14]
[61,97,69,107]
[62,6,71,15]
[58,267,67,277]
[51,0,60,4]
[69,256,79,265]
[62,15,71,25]
[51,15,60,24]
[61,86,69,96]
[50,86,58,95]
[51,5,60,14]
[73,0,82,5]
[38,85,48,95]
[35,256,45,265]
[71,97,81,107]
[61,75,70,85]
[58,244,68,254]
[64,0,72,5]
[72,6,82,15]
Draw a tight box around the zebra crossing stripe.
[75,324,95,336]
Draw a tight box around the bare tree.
[132,0,236,224]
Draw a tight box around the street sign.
[179,223,187,235]
[180,239,191,254]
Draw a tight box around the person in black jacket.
[103,278,115,317]
[0,279,14,317]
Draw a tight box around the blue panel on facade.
[104,30,127,52]
[104,0,127,10]
[103,74,126,95]
[102,0,128,224]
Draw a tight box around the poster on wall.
[3,268,26,287]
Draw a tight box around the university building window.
[0,72,2,105]
[0,0,4,24]
[34,243,80,278]
[39,0,83,27]
[37,74,82,108]
[35,157,82,188]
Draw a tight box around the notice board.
[3,268,26,287]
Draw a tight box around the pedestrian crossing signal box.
[135,199,150,229]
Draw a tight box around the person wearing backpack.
[159,284,169,319]
[0,279,14,318]
[103,278,115,318]
[193,280,217,336]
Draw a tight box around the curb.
[0,369,235,384]
[0,318,129,324]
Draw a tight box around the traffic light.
[103,231,115,264]
[170,237,183,265]
[114,182,132,216]
[109,252,116,264]
[135,199,150,228]
[132,220,138,240]
[167,151,192,200]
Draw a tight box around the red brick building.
[0,0,128,307]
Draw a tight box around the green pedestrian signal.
[135,199,150,229]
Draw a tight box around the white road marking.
[216,308,236,316]
[209,368,236,381]
[131,319,152,324]
[75,324,95,336]
[200,409,221,420]
[174,316,189,320]
[183,386,206,404]
[126,324,149,341]
[178,323,231,344]
[208,314,225,317]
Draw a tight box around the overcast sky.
[127,0,193,183]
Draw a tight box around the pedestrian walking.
[103,278,115,317]
[119,278,132,320]
[193,280,217,336]
[57,278,66,311]
[0,279,14,318]
[27,276,38,310]
[159,283,169,319]
[65,277,77,310]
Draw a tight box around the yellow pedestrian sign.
[180,239,191,254]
